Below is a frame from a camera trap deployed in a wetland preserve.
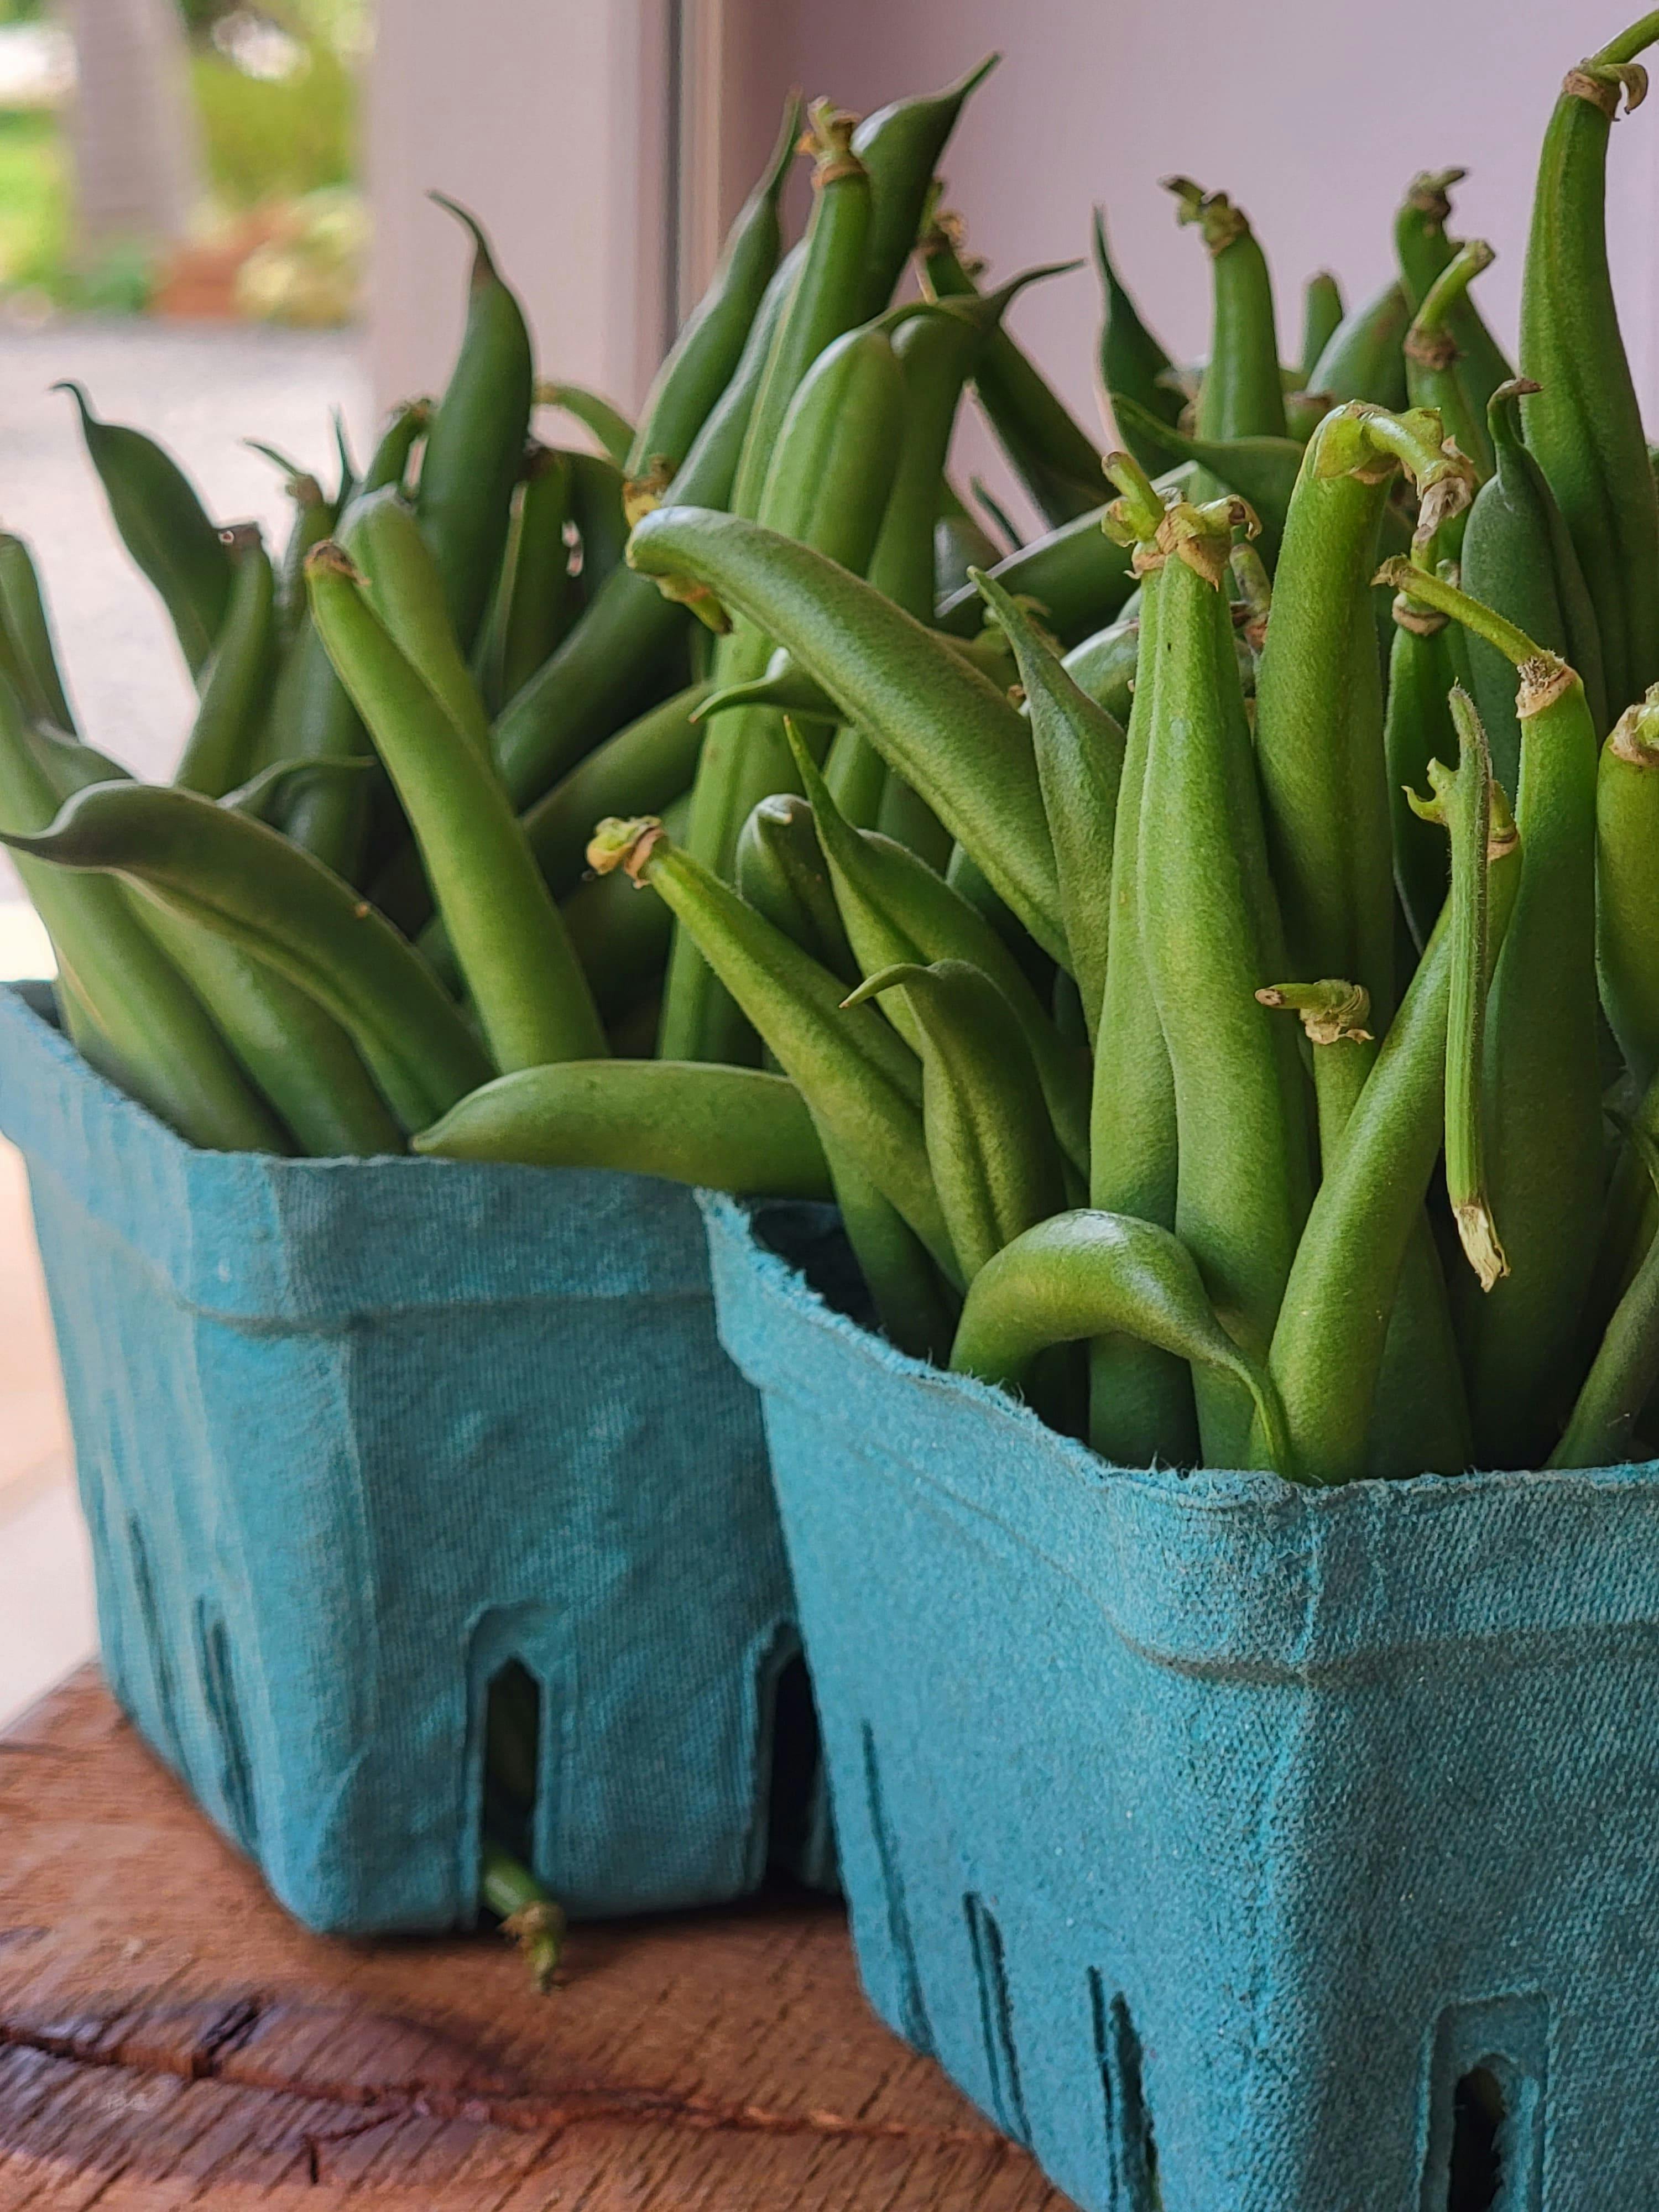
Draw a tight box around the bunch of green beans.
[12,17,1659,1942]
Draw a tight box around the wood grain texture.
[0,1670,1066,2209]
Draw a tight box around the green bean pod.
[847,959,1065,1284]
[57,382,231,678]
[173,526,277,798]
[784,721,1088,1176]
[1254,404,1475,1025]
[0,533,74,731]
[919,219,1102,526]
[566,449,629,604]
[1392,168,1514,412]
[2,774,485,1130]
[1384,586,1457,949]
[1136,496,1311,1463]
[552,789,689,1017]
[1103,395,1300,562]
[1403,239,1498,481]
[359,397,430,498]
[627,506,1063,959]
[951,1210,1291,1477]
[1463,379,1608,793]
[415,198,534,653]
[1307,278,1411,410]
[729,104,873,521]
[626,98,799,481]
[972,570,1123,1037]
[934,482,1189,643]
[934,482,1006,599]
[1379,557,1606,1467]
[1165,177,1287,474]
[342,486,491,757]
[1519,14,1659,712]
[416,1058,830,1196]
[1266,802,1520,1486]
[851,58,997,319]
[735,794,857,984]
[267,466,333,650]
[1060,613,1140,724]
[1297,270,1344,389]
[664,322,906,1060]
[588,816,951,1273]
[817,1130,962,1364]
[259,604,373,880]
[1595,685,1659,1087]
[536,382,633,468]
[308,546,604,1072]
[1552,1124,1659,1467]
[1094,208,1184,472]
[1085,466,1194,1466]
[475,446,580,717]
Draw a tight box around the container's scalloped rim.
[696,1188,1659,1528]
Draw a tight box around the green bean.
[1551,1122,1659,1467]
[1165,177,1287,482]
[359,397,430,497]
[258,599,372,880]
[1254,404,1475,1026]
[342,486,491,757]
[268,467,333,651]
[951,1210,1291,1475]
[3,774,488,1129]
[1519,13,1659,712]
[846,959,1065,1285]
[627,97,799,481]
[934,482,1191,643]
[1060,614,1139,725]
[1094,209,1184,472]
[550,790,688,1018]
[1403,239,1498,480]
[1103,396,1300,562]
[851,58,997,319]
[475,446,579,717]
[735,794,856,984]
[817,1130,961,1363]
[1136,494,1311,1464]
[220,754,376,824]
[1297,271,1344,389]
[307,546,604,1072]
[729,103,873,521]
[784,718,1089,1178]
[175,528,276,798]
[1595,685,1659,1087]
[415,197,534,653]
[1408,690,1507,1290]
[665,322,906,1061]
[934,482,1006,600]
[1393,168,1514,412]
[823,722,888,831]
[1086,465,1194,1465]
[627,506,1064,959]
[0,533,74,731]
[56,382,231,679]
[590,815,952,1271]
[479,1844,564,1992]
[1463,379,1608,796]
[415,1057,830,1196]
[1384,583,1457,950]
[1307,278,1411,410]
[517,681,708,899]
[919,218,1102,526]
[536,381,633,468]
[1267,795,1520,1485]
[1378,556,1605,1468]
[567,448,629,604]
[972,570,1122,1038]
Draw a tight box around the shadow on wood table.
[0,1668,1068,2208]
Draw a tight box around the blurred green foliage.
[0,109,63,290]
[192,37,355,209]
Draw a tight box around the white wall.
[367,1,676,416]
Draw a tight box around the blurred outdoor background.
[1,0,1655,1720]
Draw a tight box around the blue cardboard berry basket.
[701,1191,1659,2212]
[0,981,826,1935]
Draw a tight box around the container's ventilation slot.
[1091,1971,1160,2212]
[1420,1995,1547,2212]
[1448,2067,1505,2211]
[757,1636,821,1879]
[482,1659,541,1867]
[963,1891,1030,2147]
[860,1723,931,2052]
[194,1603,256,1851]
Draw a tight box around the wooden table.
[0,1670,1066,2209]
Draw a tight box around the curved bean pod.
[1104,395,1300,561]
[1392,168,1513,410]
[851,57,997,320]
[342,486,491,757]
[1551,1124,1659,1467]
[517,681,707,899]
[735,794,856,983]
[1595,685,1659,1086]
[1402,239,1498,480]
[475,446,579,717]
[0,533,74,731]
[1297,270,1344,390]
[1164,176,1287,470]
[1094,209,1184,472]
[1307,279,1411,410]
[175,528,276,797]
[536,383,634,468]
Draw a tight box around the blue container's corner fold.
[0,984,818,1934]
[698,1190,1659,2212]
